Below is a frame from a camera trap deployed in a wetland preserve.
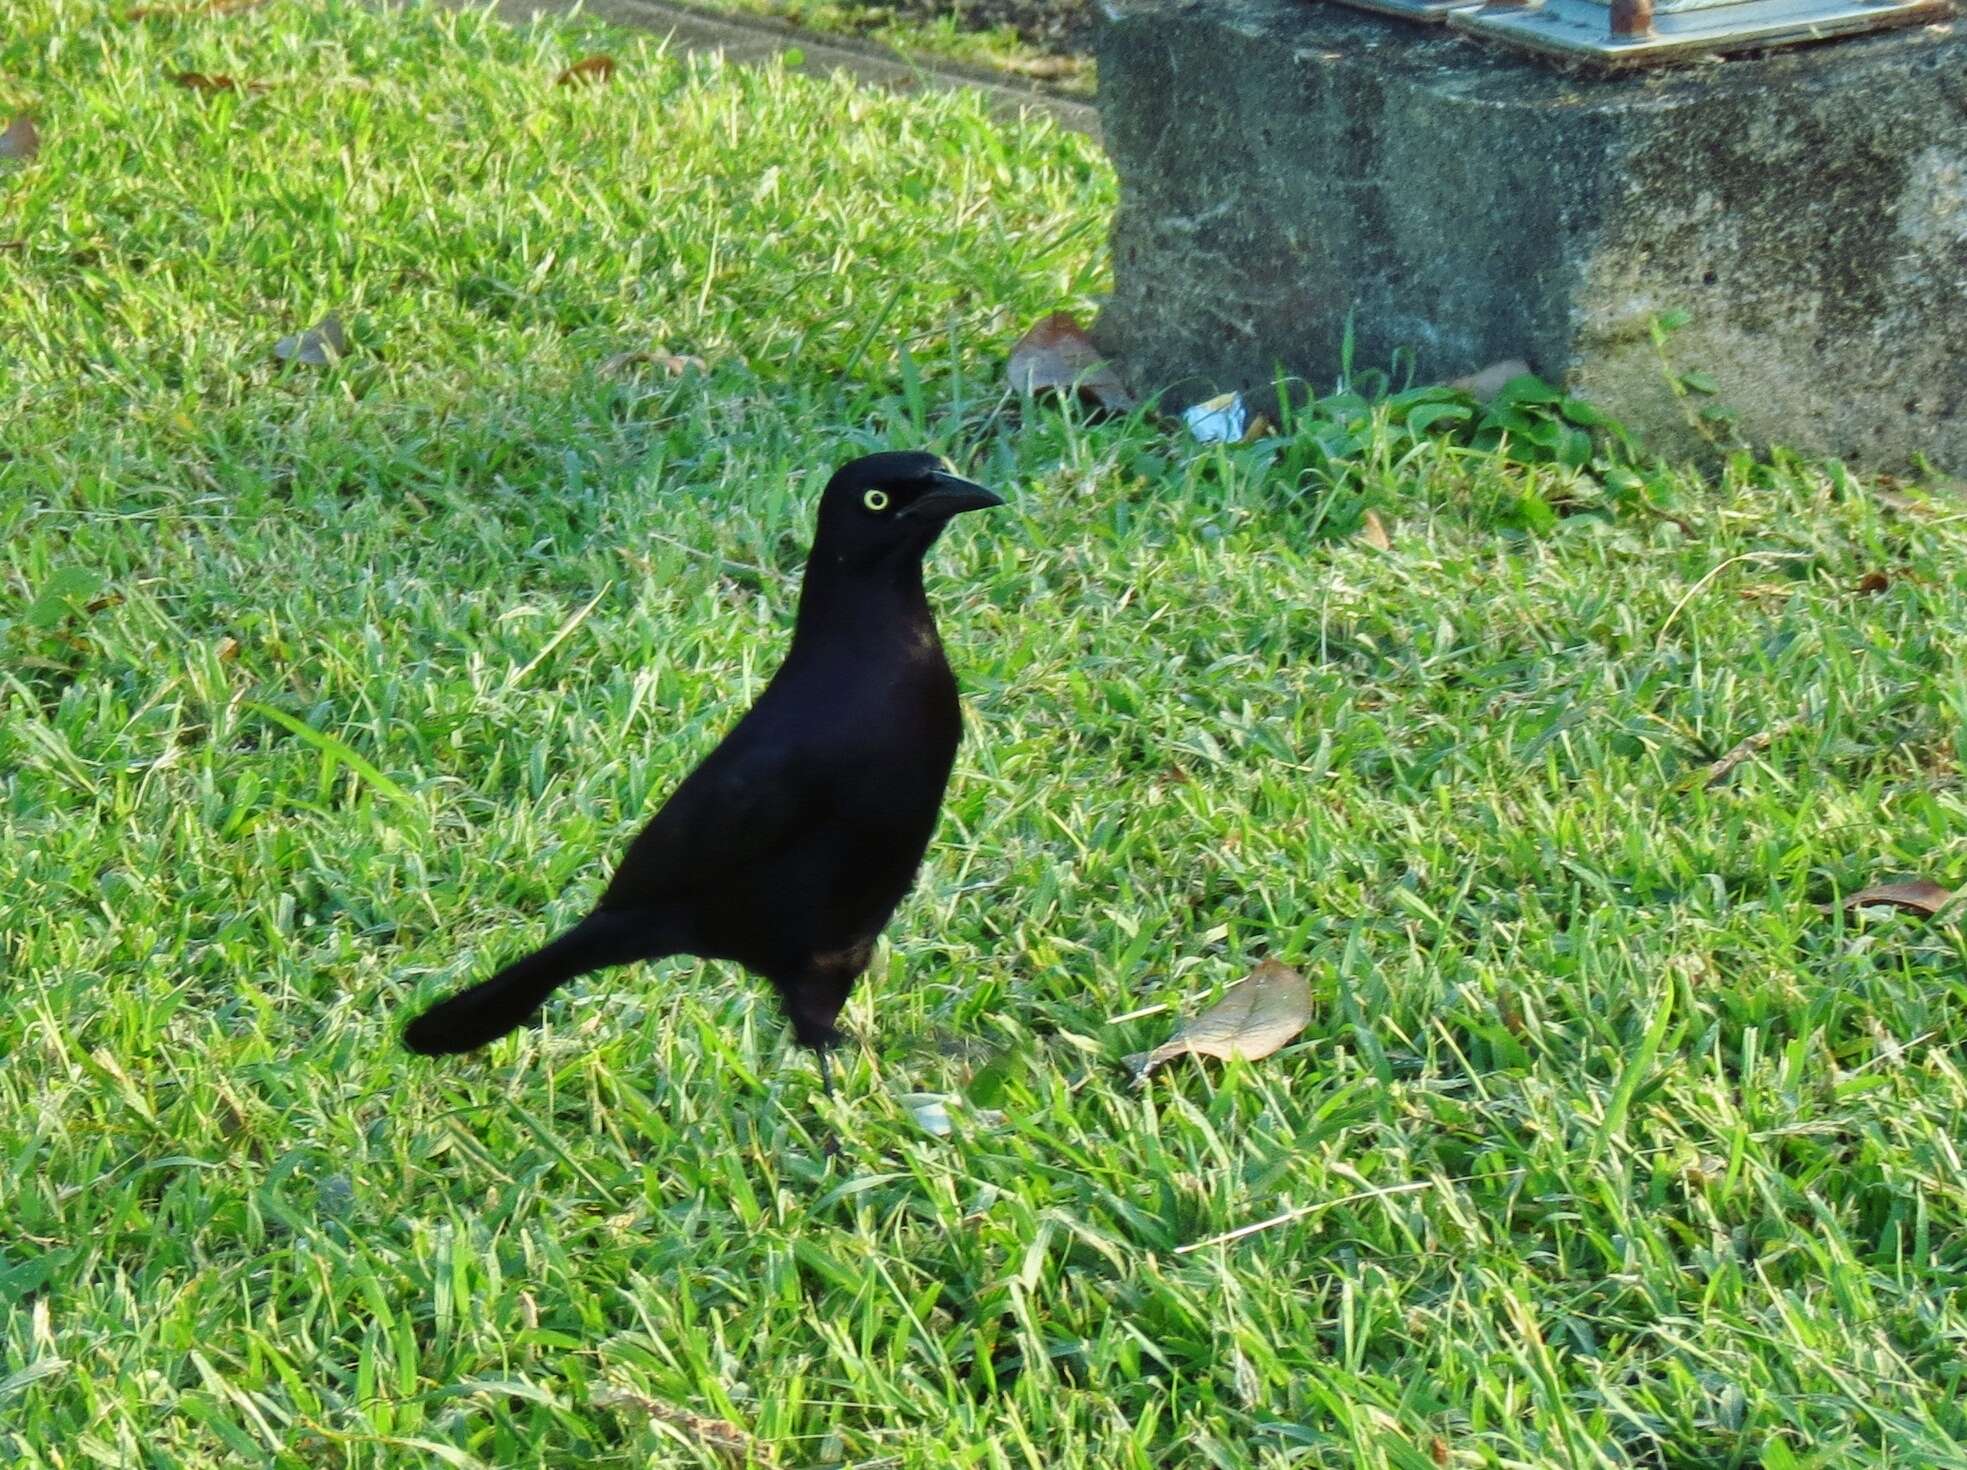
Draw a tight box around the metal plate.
[1328,0,1482,22]
[1449,0,1949,63]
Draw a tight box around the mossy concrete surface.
[1092,0,1966,467]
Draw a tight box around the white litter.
[1184,391,1248,444]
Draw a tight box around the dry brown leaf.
[590,1388,766,1464]
[1872,488,1944,518]
[173,71,268,94]
[1855,570,1890,595]
[0,115,40,161]
[1842,879,1959,917]
[1007,311,1137,413]
[1129,957,1313,1078]
[1733,581,1795,603]
[1239,413,1273,444]
[602,349,708,378]
[1359,509,1392,551]
[273,313,348,366]
[1449,357,1533,403]
[1004,54,1081,80]
[557,55,619,85]
[1698,715,1804,790]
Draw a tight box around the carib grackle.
[401,451,1002,1094]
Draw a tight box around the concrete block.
[1091,0,1967,467]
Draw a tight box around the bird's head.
[810,451,1003,570]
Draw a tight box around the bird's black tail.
[402,910,651,1056]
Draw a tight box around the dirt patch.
[884,0,1096,55]
[695,0,1097,89]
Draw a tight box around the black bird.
[402,450,1002,1092]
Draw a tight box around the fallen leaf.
[273,313,349,365]
[1359,509,1392,550]
[1239,413,1273,444]
[173,71,268,94]
[1871,487,1945,518]
[589,1388,766,1465]
[1129,956,1313,1078]
[601,349,707,378]
[557,55,618,85]
[1449,357,1533,403]
[1002,53,1080,79]
[0,115,39,161]
[1006,311,1136,412]
[1698,714,1804,790]
[1842,879,1959,917]
[1855,570,1890,595]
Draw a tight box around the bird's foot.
[810,1041,852,1162]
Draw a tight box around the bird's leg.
[781,974,853,1159]
[814,1047,844,1160]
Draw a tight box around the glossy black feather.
[402,451,1000,1058]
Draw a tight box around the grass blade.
[243,701,414,809]
[507,583,612,691]
[1596,978,1675,1157]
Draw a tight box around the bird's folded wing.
[600,735,821,904]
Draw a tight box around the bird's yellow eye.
[862,489,890,512]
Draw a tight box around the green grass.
[6,2,1967,1467]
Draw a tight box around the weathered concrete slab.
[1092,0,1967,467]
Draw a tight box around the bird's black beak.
[901,471,1004,521]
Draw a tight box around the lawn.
[6,2,1967,1467]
